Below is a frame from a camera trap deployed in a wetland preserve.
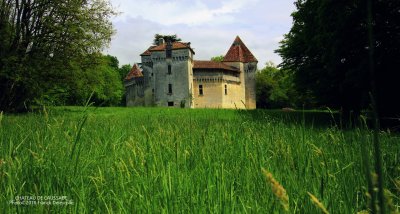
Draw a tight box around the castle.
[124,36,257,109]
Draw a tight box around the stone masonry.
[124,36,258,109]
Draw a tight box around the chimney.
[166,40,172,58]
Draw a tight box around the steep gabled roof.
[193,60,239,72]
[223,36,258,63]
[125,64,143,80]
[149,42,195,54]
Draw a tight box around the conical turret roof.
[223,36,258,63]
[125,64,143,80]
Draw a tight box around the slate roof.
[125,64,143,80]
[223,36,258,63]
[193,60,239,72]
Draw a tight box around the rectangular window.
[168,102,174,106]
[199,85,203,95]
[168,65,171,74]
[168,84,172,94]
[224,84,227,95]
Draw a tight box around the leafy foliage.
[153,34,182,45]
[75,55,123,106]
[32,54,124,107]
[211,55,224,62]
[118,64,132,80]
[0,0,117,111]
[256,62,304,109]
[276,0,400,118]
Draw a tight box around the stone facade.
[124,36,258,109]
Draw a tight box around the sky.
[105,0,296,68]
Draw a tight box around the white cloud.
[105,0,296,67]
[112,0,258,26]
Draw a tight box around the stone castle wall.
[151,49,193,107]
[244,62,257,109]
[125,38,257,109]
[192,70,246,109]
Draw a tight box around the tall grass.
[0,107,398,213]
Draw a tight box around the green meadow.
[0,107,399,213]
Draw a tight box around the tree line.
[274,0,399,120]
[0,0,124,112]
[255,0,399,125]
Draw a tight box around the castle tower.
[124,64,145,106]
[222,36,258,109]
[140,47,155,106]
[148,40,195,108]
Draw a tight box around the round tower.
[222,36,258,109]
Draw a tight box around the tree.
[276,0,400,120]
[153,34,181,45]
[32,53,123,107]
[256,62,301,109]
[118,64,132,80]
[91,54,123,106]
[0,0,116,112]
[106,55,119,70]
[211,55,224,62]
[256,63,275,108]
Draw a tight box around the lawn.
[0,107,399,213]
